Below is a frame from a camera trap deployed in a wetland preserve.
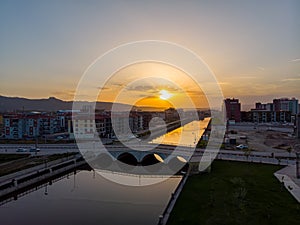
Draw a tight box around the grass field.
[167,160,300,225]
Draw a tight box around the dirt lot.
[228,125,300,153]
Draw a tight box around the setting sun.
[159,90,172,100]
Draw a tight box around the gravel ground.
[228,124,300,153]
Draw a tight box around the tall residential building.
[273,98,299,115]
[224,98,241,122]
[297,114,300,139]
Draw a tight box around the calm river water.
[0,119,209,225]
[0,170,181,225]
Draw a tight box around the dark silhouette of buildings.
[224,98,241,122]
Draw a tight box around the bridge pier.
[188,162,200,175]
[188,162,211,175]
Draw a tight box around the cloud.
[137,94,155,98]
[281,77,300,82]
[257,67,265,71]
[97,86,110,90]
[109,82,125,87]
[224,75,258,80]
[125,85,155,92]
[125,84,181,94]
[290,58,300,62]
[51,90,75,100]
[218,82,230,85]
[238,75,257,79]
[185,90,205,96]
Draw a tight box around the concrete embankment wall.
[0,154,86,200]
[157,174,188,225]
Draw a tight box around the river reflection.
[0,170,181,225]
[150,118,210,147]
[0,119,209,224]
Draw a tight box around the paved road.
[0,144,296,167]
[0,144,78,155]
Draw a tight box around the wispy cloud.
[97,86,110,90]
[281,77,300,82]
[225,75,258,80]
[290,58,300,62]
[125,85,155,92]
[125,84,180,94]
[257,67,265,71]
[109,82,125,88]
[185,90,205,96]
[51,90,75,100]
[218,82,230,85]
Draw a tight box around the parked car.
[16,148,28,152]
[236,144,248,150]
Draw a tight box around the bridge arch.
[141,153,164,166]
[117,152,138,166]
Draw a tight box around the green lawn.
[167,161,300,225]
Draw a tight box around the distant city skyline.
[1,0,299,111]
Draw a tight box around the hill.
[0,96,132,112]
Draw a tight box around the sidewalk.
[274,165,300,203]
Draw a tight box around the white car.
[30,147,40,152]
[236,144,248,150]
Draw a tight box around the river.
[0,119,209,225]
[0,169,181,225]
[150,117,210,147]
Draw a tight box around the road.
[0,143,296,166]
[0,144,78,155]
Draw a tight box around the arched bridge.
[80,144,196,174]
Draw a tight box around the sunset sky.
[0,0,299,110]
[97,62,210,109]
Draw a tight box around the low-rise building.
[3,114,24,139]
[249,110,291,123]
[2,112,61,139]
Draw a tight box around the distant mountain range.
[0,95,165,112]
[0,96,131,112]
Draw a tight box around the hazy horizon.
[1,0,299,111]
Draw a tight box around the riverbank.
[0,153,86,204]
[0,153,77,177]
[167,160,300,225]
